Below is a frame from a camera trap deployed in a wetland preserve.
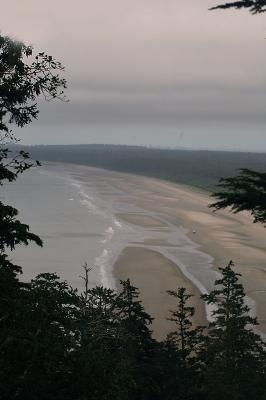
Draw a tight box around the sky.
[1,0,266,151]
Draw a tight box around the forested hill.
[20,144,266,190]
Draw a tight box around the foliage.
[1,32,266,400]
[1,259,265,399]
[0,201,43,252]
[209,168,266,224]
[0,273,78,400]
[0,34,66,186]
[0,33,66,270]
[0,35,67,398]
[201,261,266,399]
[210,0,266,13]
[209,0,266,225]
[166,288,204,362]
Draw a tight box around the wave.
[94,247,117,289]
[101,226,114,243]
[95,249,111,288]
[71,182,108,218]
[114,219,122,228]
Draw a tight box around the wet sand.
[115,246,207,340]
[111,174,266,333]
[64,164,266,336]
[116,213,166,228]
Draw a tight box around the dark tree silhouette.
[209,168,266,225]
[0,37,67,400]
[1,29,266,400]
[201,261,266,399]
[166,287,204,363]
[0,34,67,186]
[210,0,266,13]
[209,2,266,225]
[0,35,67,255]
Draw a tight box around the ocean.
[2,162,262,327]
[2,161,214,296]
[2,161,265,337]
[2,163,131,290]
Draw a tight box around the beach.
[64,164,266,338]
[115,246,206,340]
[6,163,266,339]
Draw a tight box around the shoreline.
[46,160,211,195]
[114,246,207,340]
[60,163,266,335]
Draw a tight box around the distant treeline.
[20,144,266,190]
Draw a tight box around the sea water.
[2,162,259,326]
[1,163,126,290]
[1,161,217,298]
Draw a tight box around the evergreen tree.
[72,284,122,400]
[0,273,78,400]
[163,288,205,400]
[201,261,266,399]
[71,279,158,400]
[209,2,266,223]
[114,279,158,400]
[0,33,66,272]
[210,169,266,225]
[210,0,266,14]
[117,279,153,343]
[167,288,204,363]
[0,34,66,187]
[0,33,67,400]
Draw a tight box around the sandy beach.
[65,164,266,338]
[115,246,206,340]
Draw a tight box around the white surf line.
[116,213,260,328]
[49,164,264,335]
[128,241,217,322]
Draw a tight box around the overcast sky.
[1,0,266,150]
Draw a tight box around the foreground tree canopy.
[0,34,67,264]
[209,169,266,225]
[209,2,266,224]
[0,34,66,186]
[210,0,266,13]
[1,259,266,400]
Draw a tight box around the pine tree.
[210,1,266,14]
[201,261,266,400]
[163,288,205,400]
[0,34,67,400]
[209,169,266,225]
[167,288,204,363]
[112,279,160,400]
[117,279,153,343]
